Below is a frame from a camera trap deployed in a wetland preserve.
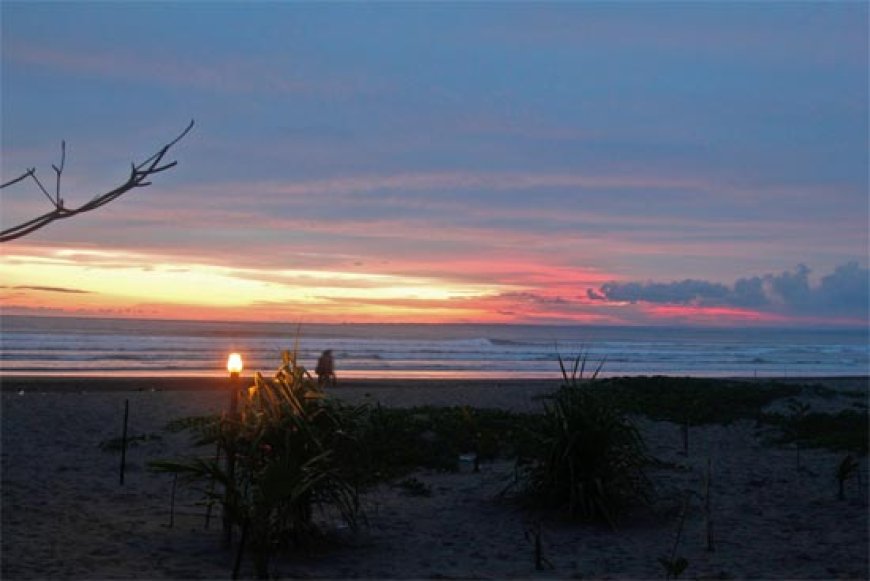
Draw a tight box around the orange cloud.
[0,244,517,323]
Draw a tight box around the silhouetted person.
[315,349,336,387]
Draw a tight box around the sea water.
[0,315,867,379]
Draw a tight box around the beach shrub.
[519,354,650,527]
[360,404,459,477]
[597,376,801,425]
[152,351,365,578]
[359,404,540,479]
[762,409,869,454]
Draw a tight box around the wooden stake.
[525,520,551,571]
[223,373,239,548]
[666,492,691,580]
[205,442,221,530]
[119,399,129,485]
[169,473,178,528]
[681,419,689,456]
[705,457,714,552]
[232,518,249,579]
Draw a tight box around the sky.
[1,1,867,327]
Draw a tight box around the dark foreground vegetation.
[152,358,867,578]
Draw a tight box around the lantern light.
[227,353,243,375]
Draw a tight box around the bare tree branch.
[1,120,194,243]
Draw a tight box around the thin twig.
[30,171,55,206]
[52,140,66,206]
[0,168,35,190]
[0,120,194,242]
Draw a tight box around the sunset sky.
[1,2,867,326]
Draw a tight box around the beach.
[2,376,867,579]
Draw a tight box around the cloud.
[184,171,703,200]
[496,292,573,307]
[587,280,730,305]
[817,262,870,315]
[2,285,91,294]
[6,43,359,97]
[588,263,869,321]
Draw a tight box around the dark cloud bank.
[588,263,868,321]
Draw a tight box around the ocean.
[0,315,867,379]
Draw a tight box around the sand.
[2,376,867,579]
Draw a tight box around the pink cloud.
[6,43,359,96]
[182,171,703,199]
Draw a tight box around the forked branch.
[0,120,194,242]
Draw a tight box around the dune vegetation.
[152,353,867,578]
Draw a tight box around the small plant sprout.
[659,556,689,580]
[660,492,692,580]
[397,477,432,497]
[524,519,552,571]
[786,399,810,469]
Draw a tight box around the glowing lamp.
[227,353,243,376]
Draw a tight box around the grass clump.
[152,351,366,578]
[517,354,650,527]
